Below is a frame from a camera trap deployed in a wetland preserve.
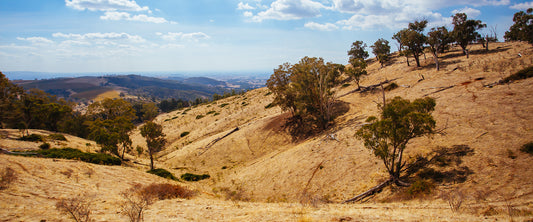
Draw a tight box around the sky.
[0,0,532,75]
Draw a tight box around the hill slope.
[134,42,533,204]
[1,42,532,221]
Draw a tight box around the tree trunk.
[149,150,154,170]
[432,52,439,71]
[414,55,421,67]
[405,56,410,66]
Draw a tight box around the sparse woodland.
[1,9,533,221]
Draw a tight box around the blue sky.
[0,0,532,75]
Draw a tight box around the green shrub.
[147,168,178,180]
[195,115,204,119]
[48,133,67,141]
[206,111,216,115]
[264,91,272,96]
[181,173,210,182]
[18,134,44,142]
[265,103,275,109]
[341,83,351,88]
[384,82,399,91]
[520,142,533,155]
[39,143,51,150]
[34,148,121,165]
[407,179,434,196]
[180,132,190,137]
[503,66,533,83]
[219,103,229,108]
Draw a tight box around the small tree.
[404,20,428,67]
[371,38,391,68]
[452,13,487,58]
[56,195,92,222]
[346,58,367,90]
[504,8,533,44]
[393,29,412,66]
[120,185,155,222]
[348,41,369,61]
[140,121,166,170]
[427,26,452,71]
[356,96,436,186]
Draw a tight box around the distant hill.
[13,74,260,102]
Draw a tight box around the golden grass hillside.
[129,42,533,205]
[1,42,533,221]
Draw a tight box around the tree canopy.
[504,8,533,44]
[427,26,452,71]
[348,41,369,61]
[452,13,487,57]
[140,121,166,170]
[371,38,391,68]
[356,96,436,186]
[404,20,428,67]
[267,57,343,134]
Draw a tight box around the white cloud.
[157,32,211,42]
[53,32,146,43]
[510,1,533,10]
[100,11,169,23]
[304,22,338,31]
[16,37,54,45]
[238,2,256,10]
[452,7,482,18]
[65,0,149,11]
[252,0,326,22]
[243,11,254,17]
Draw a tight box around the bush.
[180,132,190,138]
[18,134,44,142]
[34,148,121,165]
[56,195,92,222]
[147,168,178,181]
[520,142,533,155]
[384,82,399,91]
[48,133,67,141]
[142,183,195,200]
[407,179,434,196]
[195,115,204,120]
[0,167,17,190]
[39,142,51,150]
[502,66,533,83]
[181,173,210,182]
[206,111,216,115]
[219,103,229,108]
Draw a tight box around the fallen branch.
[198,127,239,155]
[339,78,401,98]
[423,85,455,97]
[342,179,392,203]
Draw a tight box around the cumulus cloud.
[252,0,326,22]
[157,32,211,42]
[452,7,482,18]
[65,0,149,11]
[237,2,256,10]
[100,11,169,23]
[243,11,254,17]
[16,37,54,45]
[304,22,338,31]
[510,1,533,10]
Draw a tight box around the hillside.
[13,75,256,102]
[1,42,533,221]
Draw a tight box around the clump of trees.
[505,8,533,44]
[267,57,344,135]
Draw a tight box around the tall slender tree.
[393,29,411,66]
[140,121,166,170]
[427,26,452,71]
[405,20,428,67]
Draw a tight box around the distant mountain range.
[12,74,267,102]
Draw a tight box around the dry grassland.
[1,42,533,221]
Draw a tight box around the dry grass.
[1,42,533,221]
